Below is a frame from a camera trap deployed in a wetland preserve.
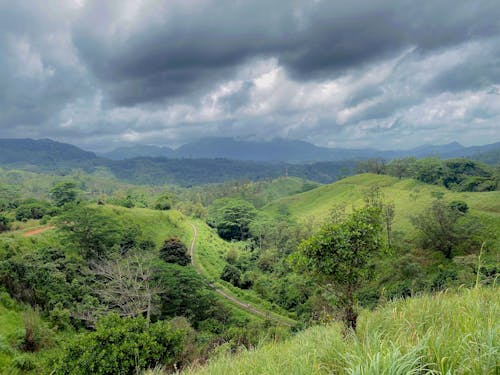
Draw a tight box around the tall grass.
[179,287,499,374]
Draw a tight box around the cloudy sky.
[1,0,499,151]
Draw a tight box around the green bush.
[159,237,190,266]
[53,314,190,375]
[0,214,10,232]
[154,194,172,210]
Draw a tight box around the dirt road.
[188,223,292,326]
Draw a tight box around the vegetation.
[0,153,498,373]
[53,314,190,375]
[182,288,499,375]
[293,206,384,329]
[159,238,190,266]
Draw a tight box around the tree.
[56,206,124,259]
[411,200,482,259]
[154,262,230,327]
[90,255,161,321]
[292,206,383,330]
[50,181,79,207]
[159,237,190,266]
[357,158,387,175]
[207,198,257,241]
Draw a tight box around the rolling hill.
[264,173,500,238]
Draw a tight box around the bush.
[154,194,172,210]
[15,202,55,221]
[0,214,10,232]
[53,314,190,375]
[159,238,190,266]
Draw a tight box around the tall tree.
[292,206,383,330]
[207,198,257,241]
[57,206,124,259]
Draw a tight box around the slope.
[181,287,499,375]
[264,173,500,237]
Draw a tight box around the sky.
[0,0,499,151]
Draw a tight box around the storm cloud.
[0,0,499,150]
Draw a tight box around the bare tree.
[90,255,162,321]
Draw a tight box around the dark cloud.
[73,0,500,105]
[0,0,499,150]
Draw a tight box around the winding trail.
[188,223,292,326]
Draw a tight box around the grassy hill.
[264,173,500,240]
[181,287,499,374]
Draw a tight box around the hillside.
[265,173,500,237]
[181,287,499,374]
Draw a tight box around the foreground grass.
[181,287,499,375]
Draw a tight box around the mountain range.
[0,137,498,186]
[100,137,500,162]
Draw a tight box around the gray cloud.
[0,0,499,151]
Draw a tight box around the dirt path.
[23,225,55,237]
[188,223,292,326]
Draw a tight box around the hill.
[264,173,500,237]
[181,287,498,374]
[0,138,98,165]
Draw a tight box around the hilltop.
[265,173,500,237]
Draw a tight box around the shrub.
[0,214,10,232]
[154,194,172,210]
[159,237,190,266]
[53,314,190,375]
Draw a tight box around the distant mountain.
[103,137,500,163]
[0,137,498,186]
[100,145,175,160]
[0,138,97,165]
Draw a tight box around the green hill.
[265,173,500,238]
[181,287,499,375]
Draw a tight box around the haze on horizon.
[1,0,499,152]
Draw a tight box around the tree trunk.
[344,284,358,331]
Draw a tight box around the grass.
[181,286,499,375]
[264,173,500,244]
[189,218,296,326]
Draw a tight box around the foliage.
[154,262,231,329]
[56,205,125,259]
[50,181,79,207]
[159,237,190,266]
[293,206,384,329]
[411,200,484,259]
[383,157,498,191]
[15,200,56,221]
[53,314,190,375]
[154,193,172,210]
[207,198,257,241]
[0,214,10,232]
[0,247,90,311]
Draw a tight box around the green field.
[182,287,499,375]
